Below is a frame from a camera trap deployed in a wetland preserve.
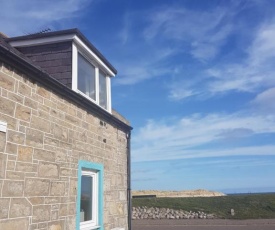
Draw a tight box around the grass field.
[132,193,275,219]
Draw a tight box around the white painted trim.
[72,43,78,92]
[9,34,75,47]
[76,88,111,113]
[73,37,116,77]
[107,77,112,113]
[81,225,100,230]
[76,89,98,105]
[95,67,99,105]
[0,121,7,133]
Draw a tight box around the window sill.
[80,225,100,230]
[75,89,110,113]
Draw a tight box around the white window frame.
[72,42,112,113]
[80,169,99,230]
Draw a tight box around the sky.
[1,0,275,193]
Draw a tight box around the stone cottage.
[0,29,132,230]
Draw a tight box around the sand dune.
[132,189,225,197]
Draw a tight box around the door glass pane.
[81,175,93,221]
[99,70,107,109]
[78,53,96,100]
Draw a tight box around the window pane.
[99,71,107,109]
[78,54,96,100]
[81,175,93,222]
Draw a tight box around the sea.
[222,187,275,195]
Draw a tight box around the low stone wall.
[132,207,216,220]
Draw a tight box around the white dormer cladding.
[9,33,115,113]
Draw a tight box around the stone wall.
[0,62,129,230]
[132,207,216,220]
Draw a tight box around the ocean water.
[221,187,275,195]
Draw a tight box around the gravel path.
[132,219,275,230]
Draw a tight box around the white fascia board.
[8,34,75,47]
[71,43,78,92]
[73,36,116,77]
[107,77,112,113]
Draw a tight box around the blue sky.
[1,0,275,193]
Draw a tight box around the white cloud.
[118,12,131,45]
[143,5,235,62]
[248,22,275,65]
[251,87,275,112]
[133,142,275,163]
[114,45,177,85]
[217,128,254,139]
[173,158,275,168]
[170,20,275,101]
[169,88,196,100]
[168,76,202,100]
[0,0,91,36]
[191,24,233,62]
[208,21,275,93]
[132,112,275,162]
[115,3,240,85]
[115,63,172,85]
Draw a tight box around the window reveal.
[99,70,107,110]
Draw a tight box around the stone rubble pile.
[132,207,216,220]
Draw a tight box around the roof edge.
[0,43,132,132]
[6,28,117,75]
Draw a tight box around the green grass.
[132,193,275,219]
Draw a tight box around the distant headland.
[132,189,225,198]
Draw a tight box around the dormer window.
[72,42,112,113]
[72,46,111,112]
[7,29,116,113]
[76,52,110,111]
